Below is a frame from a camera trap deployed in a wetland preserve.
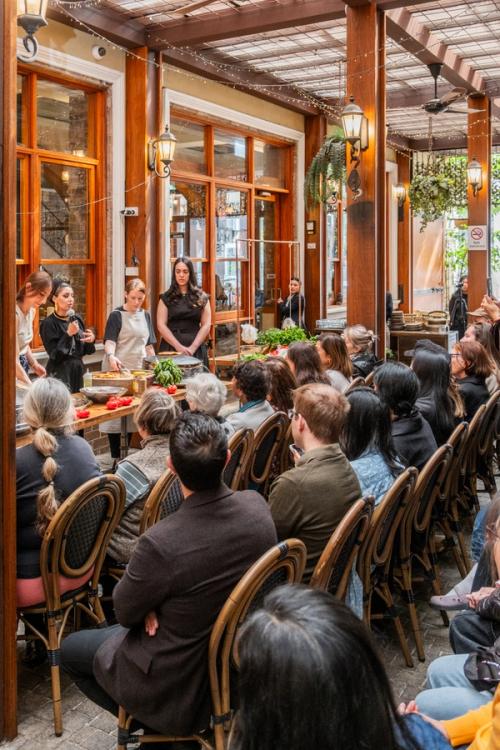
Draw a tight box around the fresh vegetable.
[106,396,120,410]
[240,353,266,362]
[153,358,183,388]
[256,326,308,349]
[75,409,90,419]
[119,396,133,406]
[167,384,177,395]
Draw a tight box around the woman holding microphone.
[40,278,95,392]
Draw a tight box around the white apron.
[100,309,150,435]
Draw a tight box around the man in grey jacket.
[269,383,361,582]
[61,413,277,738]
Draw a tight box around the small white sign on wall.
[468,225,488,251]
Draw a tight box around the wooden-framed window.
[16,66,106,344]
[169,110,294,354]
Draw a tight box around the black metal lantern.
[17,0,49,61]
[148,125,177,178]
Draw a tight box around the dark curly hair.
[264,356,297,412]
[232,360,270,402]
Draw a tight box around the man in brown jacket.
[61,412,277,739]
[269,383,361,582]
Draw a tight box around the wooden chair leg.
[379,582,413,668]
[400,563,425,662]
[47,615,63,736]
[421,551,449,627]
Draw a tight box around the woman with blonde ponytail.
[16,378,101,611]
[343,325,379,378]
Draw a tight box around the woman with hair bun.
[343,324,378,378]
[16,378,101,613]
[316,333,353,392]
[16,270,52,386]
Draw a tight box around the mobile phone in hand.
[289,443,304,458]
[487,277,493,297]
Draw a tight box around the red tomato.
[75,409,90,419]
[167,385,177,395]
[106,401,118,410]
[120,396,133,406]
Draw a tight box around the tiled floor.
[1,489,489,749]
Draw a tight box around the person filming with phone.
[268,383,361,582]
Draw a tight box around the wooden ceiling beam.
[163,48,322,115]
[47,4,146,48]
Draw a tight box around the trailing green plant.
[304,128,346,208]
[409,171,454,230]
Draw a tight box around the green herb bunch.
[153,358,183,387]
[256,327,308,348]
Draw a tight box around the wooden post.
[396,151,412,313]
[304,114,327,333]
[467,95,491,311]
[345,4,386,356]
[0,0,18,739]
[125,48,160,308]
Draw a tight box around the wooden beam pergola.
[48,4,146,48]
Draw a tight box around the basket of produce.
[92,371,135,394]
[80,386,128,404]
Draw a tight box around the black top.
[415,394,459,446]
[351,351,379,378]
[457,375,490,422]
[40,313,95,393]
[449,290,468,338]
[104,307,156,345]
[278,293,306,328]
[391,411,438,471]
[16,433,101,578]
[159,292,208,360]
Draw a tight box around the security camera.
[92,45,107,60]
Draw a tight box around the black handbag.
[464,639,500,691]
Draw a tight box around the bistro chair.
[394,445,453,661]
[116,538,307,750]
[248,411,288,497]
[476,390,500,495]
[278,422,294,475]
[461,404,487,518]
[344,376,365,395]
[17,475,125,736]
[364,370,376,388]
[224,428,255,491]
[310,496,374,601]
[357,467,418,669]
[139,468,184,533]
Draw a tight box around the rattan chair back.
[208,539,306,748]
[139,469,183,534]
[224,428,254,491]
[364,370,375,388]
[279,422,294,475]
[310,496,374,600]
[478,390,500,457]
[344,376,365,395]
[357,467,417,584]
[249,411,288,495]
[442,421,468,503]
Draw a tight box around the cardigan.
[442,687,499,748]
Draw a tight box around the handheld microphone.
[67,308,76,322]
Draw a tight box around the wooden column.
[345,3,386,356]
[304,114,327,332]
[396,152,412,313]
[0,0,18,739]
[467,95,491,311]
[125,48,161,308]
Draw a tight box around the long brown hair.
[264,356,298,412]
[16,270,52,303]
[287,342,331,387]
[457,340,495,378]
[318,334,353,379]
[22,378,73,535]
[469,323,500,380]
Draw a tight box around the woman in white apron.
[100,278,156,462]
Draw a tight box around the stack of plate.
[391,311,405,330]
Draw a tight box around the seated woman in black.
[451,339,493,422]
[412,349,464,445]
[374,361,437,471]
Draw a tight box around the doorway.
[254,195,280,330]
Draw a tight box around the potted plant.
[408,171,454,230]
[305,128,346,208]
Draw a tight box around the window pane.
[216,188,248,259]
[171,116,206,174]
[170,182,207,259]
[214,321,238,357]
[326,208,338,305]
[214,129,247,181]
[38,264,88,326]
[254,140,286,188]
[16,160,25,260]
[215,261,243,312]
[37,79,88,155]
[17,75,27,145]
[41,163,90,260]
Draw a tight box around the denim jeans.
[471,508,487,563]
[415,653,492,720]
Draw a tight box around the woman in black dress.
[277,277,306,328]
[156,257,211,362]
[40,279,96,393]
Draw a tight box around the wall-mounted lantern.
[17,0,48,61]
[148,125,177,178]
[393,183,407,207]
[467,158,483,197]
[341,97,369,199]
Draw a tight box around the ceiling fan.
[422,63,482,115]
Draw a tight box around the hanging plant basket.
[408,172,454,230]
[305,129,346,208]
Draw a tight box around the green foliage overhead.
[304,128,346,208]
[408,172,454,230]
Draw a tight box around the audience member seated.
[462,322,500,395]
[374,362,437,471]
[412,349,463,445]
[316,333,353,392]
[268,384,361,582]
[342,325,378,378]
[61,413,277,738]
[340,387,403,505]
[264,356,297,413]
[230,585,451,750]
[17,378,102,610]
[185,372,234,437]
[227,360,274,432]
[451,340,493,421]
[106,390,179,565]
[286,341,330,387]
